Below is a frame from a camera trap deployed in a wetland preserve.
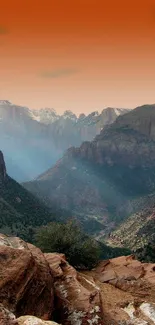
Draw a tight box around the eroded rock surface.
[85,255,155,324]
[17,315,60,325]
[0,234,54,319]
[2,233,155,325]
[95,255,155,300]
[0,304,18,325]
[45,253,103,325]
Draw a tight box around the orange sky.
[0,0,155,114]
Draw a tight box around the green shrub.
[35,220,100,269]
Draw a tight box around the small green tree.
[35,220,100,269]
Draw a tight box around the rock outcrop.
[0,234,54,319]
[86,254,155,324]
[0,305,18,325]
[17,316,59,325]
[94,255,155,301]
[2,233,155,324]
[45,253,103,325]
[0,306,60,325]
[0,234,103,325]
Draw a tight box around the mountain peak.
[0,100,12,105]
[63,110,77,120]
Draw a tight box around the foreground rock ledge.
[2,234,155,324]
[0,234,54,320]
[0,234,103,325]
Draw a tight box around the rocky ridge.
[0,233,103,325]
[24,105,155,241]
[0,100,129,181]
[1,234,155,324]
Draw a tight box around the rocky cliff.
[24,105,155,239]
[0,100,129,181]
[0,233,103,325]
[0,151,66,242]
[1,233,155,325]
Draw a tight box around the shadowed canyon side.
[0,151,6,180]
[0,151,130,261]
[0,100,129,182]
[24,104,155,258]
[0,151,61,241]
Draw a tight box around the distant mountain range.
[0,100,129,181]
[2,101,155,261]
[24,104,155,259]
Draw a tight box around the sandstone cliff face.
[0,234,103,325]
[115,104,155,140]
[45,253,103,325]
[0,234,54,319]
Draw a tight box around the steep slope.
[107,197,155,262]
[0,151,60,241]
[0,101,62,182]
[0,152,130,262]
[24,104,155,237]
[0,100,129,181]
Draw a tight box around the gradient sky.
[0,0,155,114]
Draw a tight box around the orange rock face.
[0,234,54,319]
[95,254,155,301]
[45,253,104,325]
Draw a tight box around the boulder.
[0,234,54,319]
[45,253,104,325]
[0,304,18,325]
[17,315,60,325]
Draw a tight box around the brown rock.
[95,255,155,301]
[17,315,60,325]
[45,253,104,325]
[0,304,18,325]
[0,234,54,319]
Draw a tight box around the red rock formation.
[0,234,54,319]
[45,253,104,325]
[94,254,155,305]
[3,233,155,324]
